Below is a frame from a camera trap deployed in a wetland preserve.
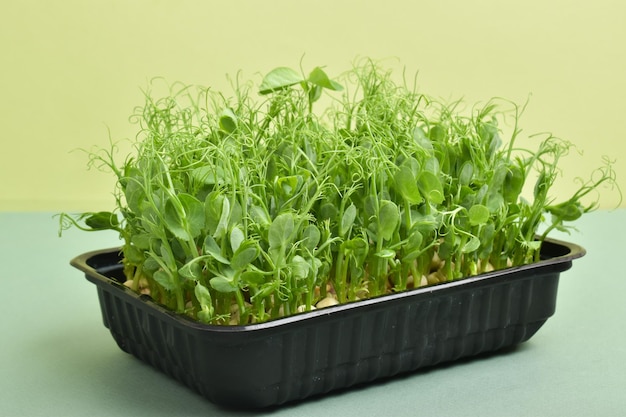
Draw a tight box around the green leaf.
[374,249,396,259]
[468,204,490,226]
[249,204,271,227]
[462,235,481,253]
[205,192,223,235]
[534,171,551,200]
[525,240,542,251]
[204,191,231,239]
[486,193,504,213]
[438,233,459,260]
[210,275,237,293]
[259,67,304,95]
[459,162,474,186]
[407,228,424,248]
[153,269,176,291]
[417,171,444,204]
[402,228,424,262]
[290,255,311,280]
[231,241,259,271]
[546,200,584,221]
[191,165,225,185]
[276,175,299,198]
[203,235,230,264]
[158,243,176,269]
[84,211,120,230]
[143,256,160,273]
[130,233,151,250]
[163,198,187,240]
[227,198,243,230]
[179,194,205,238]
[503,164,525,203]
[301,224,321,252]
[424,157,440,175]
[477,119,502,156]
[340,203,357,236]
[412,213,438,235]
[163,194,205,240]
[123,168,146,213]
[378,200,400,241]
[179,258,205,281]
[490,163,508,189]
[307,67,343,91]
[124,243,145,264]
[241,270,265,286]
[318,202,338,222]
[401,249,422,263]
[219,107,237,133]
[269,213,295,249]
[413,126,434,152]
[345,236,368,257]
[479,223,496,259]
[429,124,446,142]
[230,226,245,252]
[194,283,214,322]
[308,85,323,104]
[394,165,423,204]
[195,282,212,306]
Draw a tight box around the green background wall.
[2,0,624,211]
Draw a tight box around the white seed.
[296,304,316,313]
[430,252,443,271]
[316,296,339,309]
[355,282,369,299]
[228,306,240,325]
[420,275,428,287]
[427,271,446,285]
[406,274,414,286]
[355,289,369,299]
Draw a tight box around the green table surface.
[1,210,625,416]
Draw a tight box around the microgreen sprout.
[59,60,620,325]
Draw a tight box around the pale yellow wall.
[1,0,624,211]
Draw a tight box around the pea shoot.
[59,60,620,325]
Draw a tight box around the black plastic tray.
[71,238,585,409]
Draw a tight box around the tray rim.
[70,236,585,333]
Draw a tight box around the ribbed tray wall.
[94,271,559,408]
[97,288,203,393]
[262,273,557,406]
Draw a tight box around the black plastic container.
[71,238,584,409]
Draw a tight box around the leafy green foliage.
[59,59,620,325]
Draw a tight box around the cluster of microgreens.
[60,60,619,325]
